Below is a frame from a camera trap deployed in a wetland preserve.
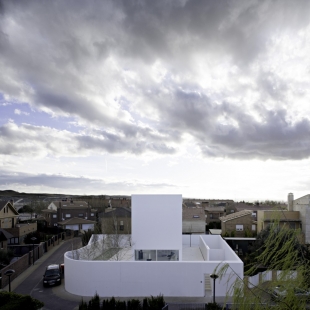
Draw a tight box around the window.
[134,250,179,261]
[78,213,84,217]
[289,222,296,229]
[210,214,213,219]
[90,213,94,216]
[120,220,124,231]
[53,215,57,218]
[252,224,256,231]
[193,215,200,218]
[236,225,244,231]
[65,214,71,218]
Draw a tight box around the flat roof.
[182,246,205,261]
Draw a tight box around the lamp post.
[31,237,36,265]
[4,269,15,292]
[210,273,219,304]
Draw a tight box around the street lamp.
[31,237,36,265]
[210,273,219,304]
[4,269,15,292]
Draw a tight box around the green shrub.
[79,298,88,310]
[0,291,43,310]
[206,302,221,310]
[115,300,126,310]
[0,249,14,266]
[142,298,148,310]
[147,295,165,310]
[88,293,100,310]
[127,299,141,310]
[77,294,165,310]
[108,297,116,310]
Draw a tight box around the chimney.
[288,193,294,211]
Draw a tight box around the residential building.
[220,210,256,237]
[0,228,13,250]
[107,196,131,209]
[235,202,286,221]
[42,199,97,231]
[100,206,131,234]
[256,210,301,234]
[287,193,310,243]
[203,200,235,226]
[64,194,243,298]
[0,200,37,244]
[0,200,18,230]
[182,206,205,234]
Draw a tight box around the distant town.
[1,190,309,309]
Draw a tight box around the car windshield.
[45,269,59,276]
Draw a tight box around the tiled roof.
[182,207,205,221]
[101,207,131,218]
[0,228,14,240]
[220,210,252,222]
[0,200,19,215]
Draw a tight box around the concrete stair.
[205,274,212,291]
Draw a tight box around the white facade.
[292,194,310,243]
[132,194,182,261]
[64,194,243,298]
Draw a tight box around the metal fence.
[164,304,234,310]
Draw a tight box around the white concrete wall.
[262,270,272,282]
[200,235,221,249]
[132,195,182,260]
[199,236,209,261]
[65,253,243,297]
[248,274,259,288]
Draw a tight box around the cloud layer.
[1,0,310,162]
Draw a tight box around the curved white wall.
[64,251,243,297]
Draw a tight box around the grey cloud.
[0,171,176,192]
[152,86,310,160]
[0,122,176,157]
[1,0,310,161]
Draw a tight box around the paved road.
[14,238,82,310]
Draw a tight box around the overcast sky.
[1,0,310,201]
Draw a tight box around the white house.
[64,194,243,298]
